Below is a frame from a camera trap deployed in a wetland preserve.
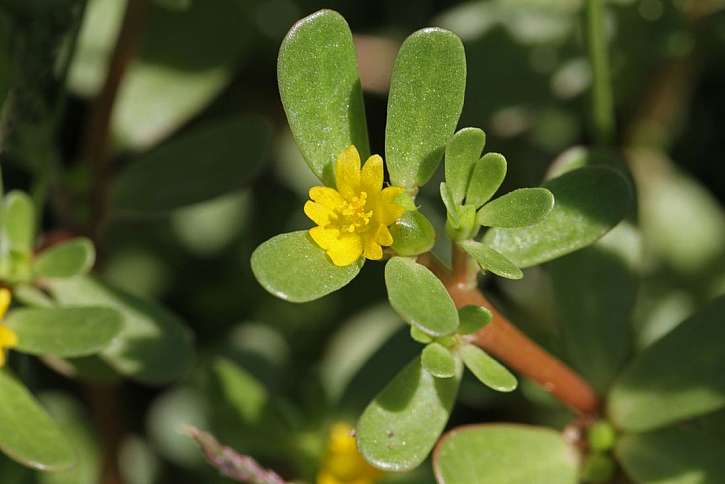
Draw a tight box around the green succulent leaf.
[466,152,507,208]
[433,424,578,484]
[47,276,194,385]
[278,9,368,186]
[476,187,554,228]
[440,182,461,226]
[33,238,95,279]
[461,240,523,280]
[251,231,362,303]
[445,128,485,204]
[457,305,492,334]
[608,295,725,432]
[390,210,436,256]
[386,28,466,188]
[385,256,459,336]
[6,307,122,358]
[617,425,725,484]
[421,342,457,378]
[0,370,74,471]
[3,191,35,254]
[459,343,517,392]
[484,166,631,267]
[357,356,461,471]
[113,116,271,214]
[410,326,433,344]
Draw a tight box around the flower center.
[334,192,373,233]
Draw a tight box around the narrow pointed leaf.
[47,276,194,385]
[445,128,485,204]
[459,344,517,392]
[357,356,461,471]
[251,231,362,303]
[466,152,507,208]
[477,188,554,228]
[421,343,456,378]
[461,240,523,280]
[457,305,492,334]
[385,257,459,336]
[34,238,95,279]
[278,9,368,186]
[4,191,35,253]
[386,28,466,188]
[434,425,578,484]
[484,166,631,267]
[440,183,460,226]
[6,307,122,358]
[0,370,74,471]
[608,295,725,432]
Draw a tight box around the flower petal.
[335,145,361,200]
[309,226,340,250]
[304,201,333,226]
[361,155,383,195]
[327,234,362,267]
[0,325,17,348]
[309,186,344,210]
[380,186,406,225]
[364,237,383,260]
[375,224,394,246]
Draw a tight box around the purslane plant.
[251,8,633,482]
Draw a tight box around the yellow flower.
[0,288,16,368]
[305,145,405,267]
[317,422,381,484]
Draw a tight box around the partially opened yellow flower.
[305,146,405,267]
[0,288,17,368]
[317,422,381,484]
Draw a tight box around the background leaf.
[33,238,95,279]
[386,28,466,188]
[277,9,369,186]
[251,231,362,303]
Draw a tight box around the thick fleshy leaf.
[484,166,631,267]
[390,210,436,256]
[440,183,461,226]
[33,238,95,279]
[477,188,554,228]
[47,276,194,385]
[384,256,459,336]
[617,425,725,484]
[3,191,34,253]
[356,356,461,471]
[548,242,636,393]
[251,231,362,303]
[459,344,517,392]
[434,424,578,484]
[421,343,457,378]
[608,295,725,432]
[6,307,122,358]
[461,240,523,280]
[278,9,368,186]
[445,128,485,204]
[113,116,271,214]
[386,28,466,188]
[457,305,492,334]
[466,152,507,208]
[0,370,74,471]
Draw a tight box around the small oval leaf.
[278,9,369,186]
[483,166,631,267]
[466,152,507,208]
[421,343,456,378]
[34,238,95,279]
[385,257,459,336]
[445,128,485,204]
[251,231,362,303]
[434,424,578,484]
[477,187,554,228]
[459,344,517,392]
[457,305,492,334]
[0,370,74,471]
[461,240,523,280]
[6,307,122,358]
[4,191,35,253]
[356,356,461,471]
[390,210,436,257]
[386,28,466,188]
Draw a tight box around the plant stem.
[587,0,614,146]
[418,249,600,417]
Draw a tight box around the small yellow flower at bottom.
[305,145,406,267]
[0,287,16,368]
[317,422,381,484]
